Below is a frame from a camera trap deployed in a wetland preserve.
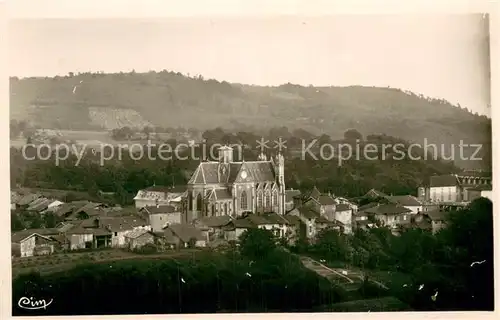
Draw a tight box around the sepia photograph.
[6,2,495,317]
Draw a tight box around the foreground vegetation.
[292,197,494,311]
[12,198,493,314]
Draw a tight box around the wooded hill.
[10,71,491,169]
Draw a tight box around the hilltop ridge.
[9,70,491,169]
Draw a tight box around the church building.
[185,146,286,222]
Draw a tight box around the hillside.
[9,71,491,169]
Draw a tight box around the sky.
[8,14,491,115]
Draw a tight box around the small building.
[426,210,449,234]
[364,204,412,229]
[363,189,389,200]
[467,185,493,202]
[285,189,301,211]
[141,205,182,232]
[223,217,256,241]
[11,229,60,257]
[124,229,155,250]
[334,203,353,234]
[133,185,186,209]
[193,215,233,242]
[162,223,207,248]
[282,214,305,243]
[385,195,423,214]
[288,207,320,240]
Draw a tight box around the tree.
[142,126,153,140]
[43,212,60,228]
[239,228,277,260]
[344,129,363,141]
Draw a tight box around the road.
[299,256,388,291]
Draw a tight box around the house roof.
[142,205,178,214]
[11,228,59,243]
[364,189,388,198]
[336,203,351,211]
[297,207,320,219]
[145,185,187,193]
[317,195,336,206]
[386,195,422,207]
[17,193,41,206]
[229,218,256,229]
[358,202,379,212]
[164,224,205,242]
[430,175,460,187]
[100,216,148,232]
[426,210,448,221]
[124,229,151,239]
[245,214,273,225]
[262,212,290,225]
[304,186,321,200]
[283,214,302,225]
[467,185,493,192]
[197,215,233,228]
[316,216,332,224]
[188,161,276,185]
[285,189,301,202]
[365,204,411,215]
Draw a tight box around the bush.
[133,243,157,255]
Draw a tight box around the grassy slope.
[10,71,491,169]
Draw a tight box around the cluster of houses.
[10,148,492,259]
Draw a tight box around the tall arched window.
[196,193,202,211]
[240,191,248,210]
[265,191,271,211]
[257,191,263,209]
[273,191,278,208]
[188,192,193,210]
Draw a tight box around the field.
[11,248,202,278]
[10,130,134,149]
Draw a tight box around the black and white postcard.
[2,0,498,318]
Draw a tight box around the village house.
[334,203,353,234]
[425,210,449,234]
[16,193,42,208]
[101,216,150,248]
[284,189,301,211]
[363,189,389,200]
[141,204,182,232]
[287,207,319,240]
[385,195,423,214]
[133,185,187,209]
[419,172,492,203]
[27,197,62,213]
[353,211,376,230]
[162,223,207,248]
[192,215,233,242]
[282,214,304,244]
[467,185,493,202]
[11,229,60,257]
[124,229,155,250]
[364,204,412,229]
[222,217,256,241]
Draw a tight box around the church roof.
[188,161,276,185]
